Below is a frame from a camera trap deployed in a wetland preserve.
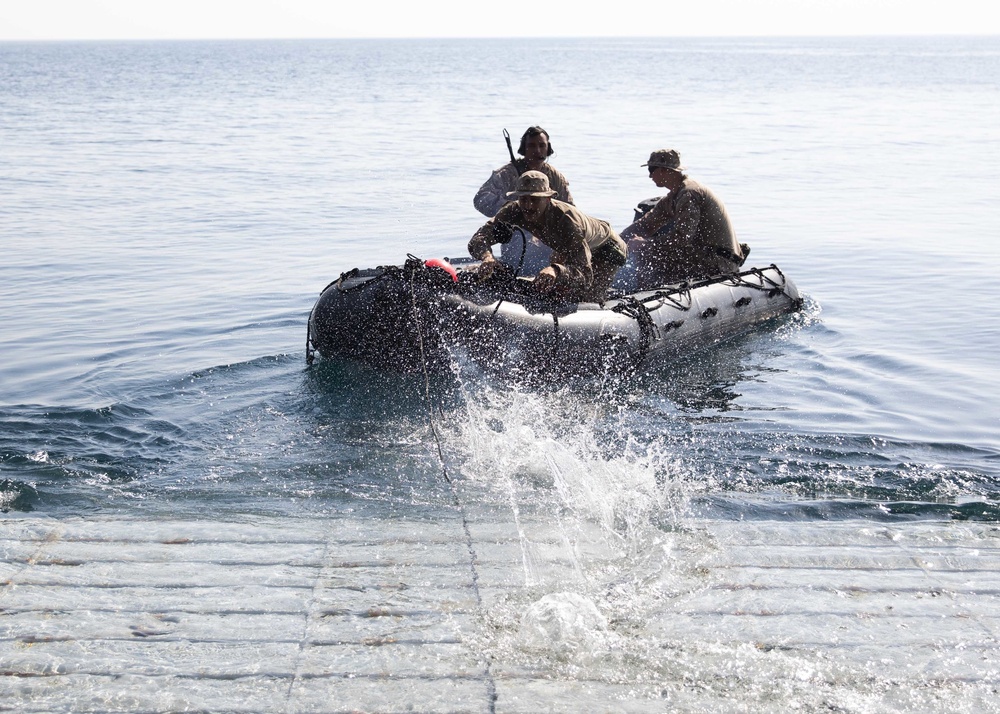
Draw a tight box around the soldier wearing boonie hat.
[473,127,575,274]
[469,170,627,305]
[640,149,685,172]
[504,171,557,198]
[621,149,748,288]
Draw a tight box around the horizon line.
[3,32,998,43]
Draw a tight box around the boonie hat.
[641,149,685,172]
[506,170,557,198]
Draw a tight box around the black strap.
[611,297,659,357]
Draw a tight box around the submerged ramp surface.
[2,510,999,712]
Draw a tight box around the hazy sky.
[1,0,995,40]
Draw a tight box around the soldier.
[473,126,574,217]
[469,171,626,304]
[621,149,747,287]
[473,127,574,274]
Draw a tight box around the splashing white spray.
[435,381,708,680]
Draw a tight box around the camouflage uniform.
[626,177,745,287]
[469,198,626,303]
[473,161,574,218]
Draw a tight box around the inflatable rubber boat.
[307,255,801,378]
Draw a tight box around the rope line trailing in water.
[408,268,499,714]
[550,312,560,362]
[283,528,335,710]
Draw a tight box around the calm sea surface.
[2,37,998,521]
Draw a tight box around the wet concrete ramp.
[2,510,999,712]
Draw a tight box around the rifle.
[503,128,527,173]
[503,128,516,164]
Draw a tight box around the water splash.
[518,592,609,662]
[450,385,691,582]
[433,382,720,683]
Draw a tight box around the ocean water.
[2,36,999,707]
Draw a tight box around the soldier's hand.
[531,266,558,294]
[477,255,498,281]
